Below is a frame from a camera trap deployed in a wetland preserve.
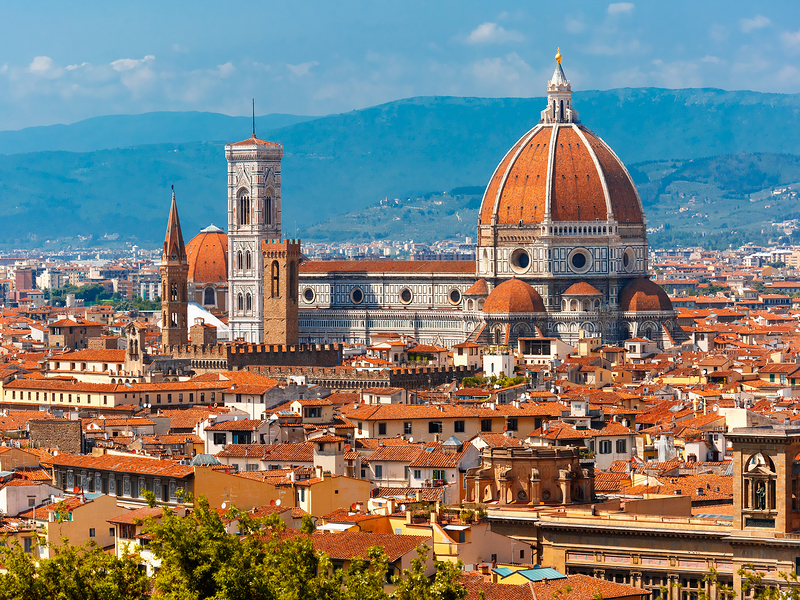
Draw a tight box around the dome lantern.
[542,49,578,124]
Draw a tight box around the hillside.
[3,88,800,246]
[301,154,800,250]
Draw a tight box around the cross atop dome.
[540,48,579,124]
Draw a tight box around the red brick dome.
[618,278,672,312]
[186,225,228,283]
[563,282,602,296]
[479,124,643,227]
[483,278,546,314]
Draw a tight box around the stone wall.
[29,419,83,454]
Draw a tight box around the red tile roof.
[49,453,193,478]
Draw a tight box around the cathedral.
[163,52,680,350]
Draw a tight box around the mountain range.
[2,87,800,247]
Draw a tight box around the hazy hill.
[3,88,800,246]
[299,153,800,250]
[0,112,312,155]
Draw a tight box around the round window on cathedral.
[449,289,462,305]
[568,248,592,274]
[350,288,364,304]
[399,288,413,304]
[510,248,531,274]
[302,288,315,304]
[623,247,636,273]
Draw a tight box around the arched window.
[203,287,215,305]
[170,312,178,327]
[245,250,252,271]
[265,194,272,225]
[163,311,167,327]
[170,283,178,302]
[237,189,250,226]
[552,101,556,119]
[237,251,243,271]
[246,293,252,311]
[271,261,280,298]
[237,293,243,311]
[560,100,564,121]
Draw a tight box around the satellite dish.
[351,502,359,511]
[270,499,275,506]
[221,501,227,509]
[275,499,281,506]
[408,437,413,443]
[73,486,80,494]
[344,444,351,451]
[400,504,407,512]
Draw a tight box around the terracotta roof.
[49,349,126,362]
[483,278,545,314]
[464,279,489,296]
[530,573,648,600]
[108,506,165,524]
[186,228,228,283]
[562,282,602,296]
[206,419,265,432]
[299,260,474,274]
[309,531,430,562]
[619,278,673,312]
[49,453,193,478]
[479,123,642,227]
[229,135,280,146]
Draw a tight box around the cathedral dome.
[618,278,672,312]
[483,278,546,314]
[478,56,642,228]
[479,125,642,226]
[186,225,229,283]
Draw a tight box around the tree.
[0,536,149,600]
[391,545,467,600]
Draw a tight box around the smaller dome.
[464,279,489,296]
[619,278,672,312]
[186,227,229,283]
[483,278,546,314]
[563,282,602,296]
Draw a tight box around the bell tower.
[160,188,189,348]
[262,238,300,345]
[226,132,283,343]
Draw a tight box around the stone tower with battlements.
[160,190,189,347]
[262,238,300,345]
[226,133,283,343]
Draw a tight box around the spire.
[163,185,187,263]
[252,97,256,138]
[540,48,579,124]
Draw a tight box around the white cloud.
[566,18,586,34]
[111,55,155,72]
[701,55,720,64]
[709,24,728,42]
[466,22,525,44]
[287,61,319,77]
[66,62,89,71]
[607,3,634,15]
[29,56,61,78]
[740,15,770,33]
[216,62,235,78]
[782,28,800,51]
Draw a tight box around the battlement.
[262,238,301,256]
[166,341,341,372]
[246,363,479,391]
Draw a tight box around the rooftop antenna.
[252,97,256,138]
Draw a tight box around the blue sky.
[1,0,799,130]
